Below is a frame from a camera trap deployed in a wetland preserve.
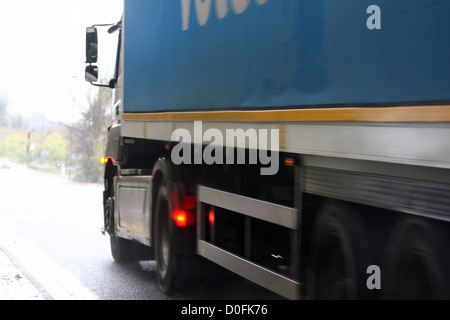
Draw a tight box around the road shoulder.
[0,249,45,300]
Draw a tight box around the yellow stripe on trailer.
[122,105,450,123]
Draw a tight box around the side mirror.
[85,65,99,82]
[86,26,98,63]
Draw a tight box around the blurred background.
[0,0,122,182]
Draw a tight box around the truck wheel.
[106,195,153,262]
[104,196,115,235]
[383,217,450,299]
[105,196,131,262]
[154,181,182,294]
[309,202,368,299]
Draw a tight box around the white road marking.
[0,249,45,300]
[0,227,97,300]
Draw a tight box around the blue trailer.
[86,0,450,299]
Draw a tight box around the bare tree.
[67,87,112,182]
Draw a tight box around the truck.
[85,0,450,299]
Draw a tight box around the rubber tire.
[110,235,134,263]
[309,201,369,300]
[104,196,115,235]
[383,217,450,300]
[106,195,153,262]
[105,196,131,262]
[154,181,182,294]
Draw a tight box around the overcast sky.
[0,0,122,123]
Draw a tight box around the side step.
[196,186,301,300]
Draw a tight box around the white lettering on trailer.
[182,0,269,31]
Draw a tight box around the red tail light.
[172,209,188,227]
[172,196,197,228]
[208,208,215,226]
